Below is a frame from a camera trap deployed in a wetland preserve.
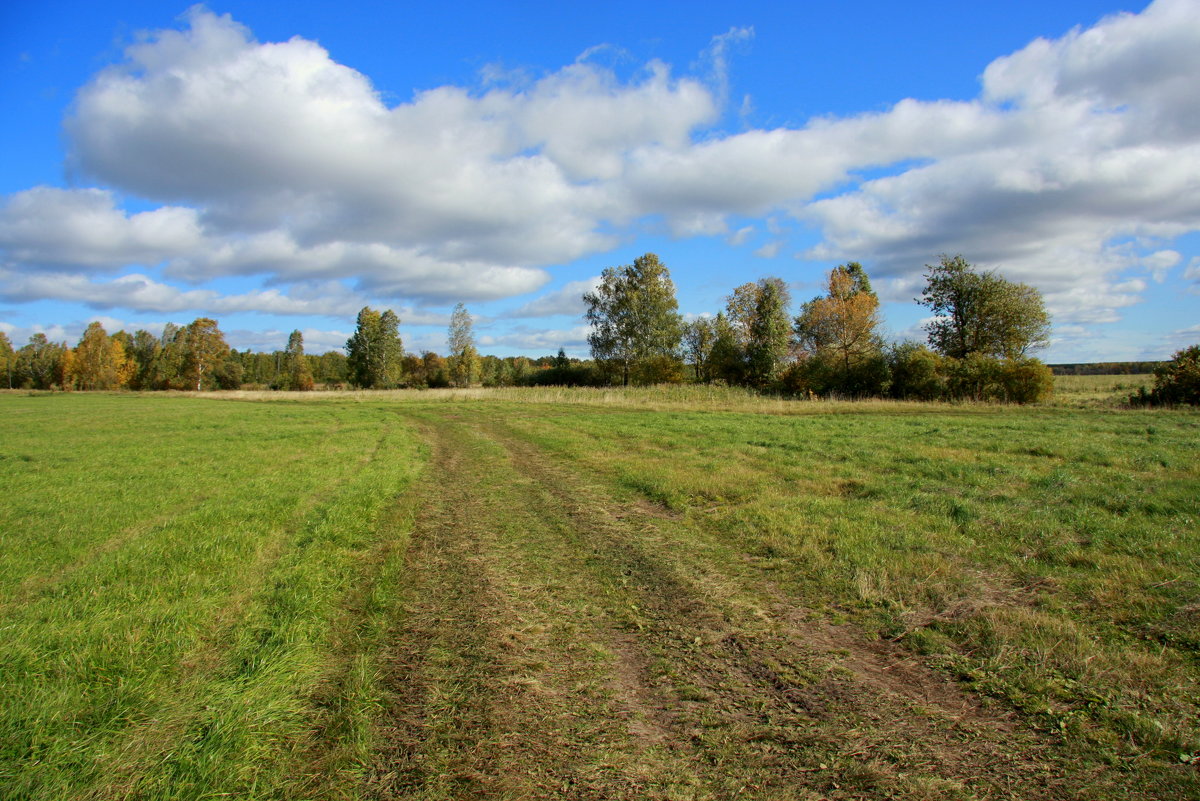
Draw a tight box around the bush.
[888,343,946,401]
[629,355,684,386]
[942,354,1052,403]
[996,357,1054,404]
[779,352,889,398]
[1131,345,1200,406]
[527,363,600,387]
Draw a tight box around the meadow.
[1,378,1196,800]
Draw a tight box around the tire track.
[372,408,1141,800]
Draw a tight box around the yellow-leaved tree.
[71,321,133,390]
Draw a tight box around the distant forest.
[1048,362,1164,375]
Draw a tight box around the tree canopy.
[743,277,793,388]
[71,321,132,390]
[918,255,1051,359]
[281,330,315,391]
[183,318,231,391]
[584,253,683,386]
[346,307,403,389]
[794,262,883,371]
[447,303,480,387]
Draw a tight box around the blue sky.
[2,0,1198,361]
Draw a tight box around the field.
[1,381,1197,800]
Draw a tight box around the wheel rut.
[370,408,1140,800]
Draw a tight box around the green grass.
[2,388,1197,799]
[495,401,1199,762]
[0,393,424,799]
[1050,373,1153,407]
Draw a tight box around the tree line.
[9,252,1191,403]
[582,253,1058,403]
[0,305,584,392]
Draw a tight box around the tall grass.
[0,394,423,799]
[198,371,1164,412]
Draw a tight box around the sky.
[1,0,1198,361]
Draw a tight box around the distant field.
[1,390,1196,799]
[1050,373,1153,407]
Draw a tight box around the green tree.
[0,331,14,389]
[315,351,348,386]
[682,317,717,383]
[282,330,315,391]
[744,278,792,388]
[182,318,230,391]
[447,303,480,387]
[724,282,759,348]
[155,323,188,389]
[422,351,450,388]
[707,312,744,385]
[16,333,67,389]
[346,307,403,388]
[126,330,161,390]
[1134,344,1200,406]
[584,253,683,386]
[918,254,1051,359]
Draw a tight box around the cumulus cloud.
[0,1,1196,336]
[64,7,707,268]
[507,278,601,318]
[797,0,1200,324]
[0,187,202,271]
[477,325,592,352]
[168,232,550,302]
[0,270,371,317]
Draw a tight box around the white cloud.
[477,325,591,352]
[1185,256,1200,285]
[754,240,782,259]
[63,8,704,269]
[0,1,1194,338]
[727,225,754,246]
[507,278,601,318]
[225,326,353,353]
[1166,323,1200,348]
[1140,249,1181,281]
[0,187,202,271]
[168,233,550,303]
[797,0,1200,324]
[0,270,371,317]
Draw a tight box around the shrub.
[888,343,946,401]
[942,355,1052,403]
[996,357,1054,404]
[779,352,889,398]
[1131,345,1200,406]
[630,355,685,386]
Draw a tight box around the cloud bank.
[1,1,1198,344]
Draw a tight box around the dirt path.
[367,408,1132,800]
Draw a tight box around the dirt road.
[366,408,1126,800]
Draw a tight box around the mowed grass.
[2,387,1198,798]
[0,393,424,799]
